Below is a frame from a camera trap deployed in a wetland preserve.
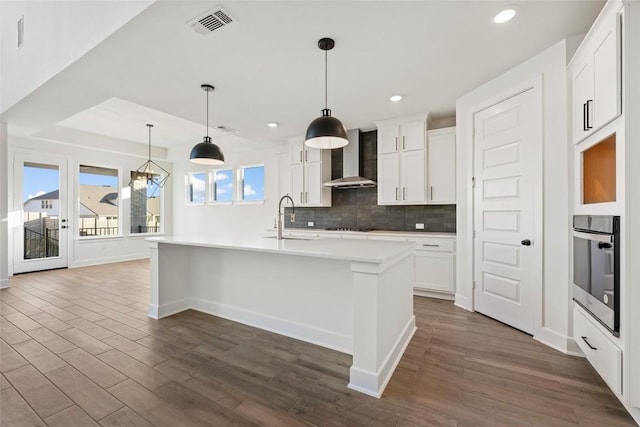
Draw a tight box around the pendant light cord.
[148,125,151,161]
[206,89,210,138]
[324,49,328,110]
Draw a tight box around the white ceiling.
[1,0,605,154]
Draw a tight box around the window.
[41,200,52,209]
[210,169,233,203]
[186,172,207,204]
[130,171,162,234]
[79,165,119,237]
[239,165,265,202]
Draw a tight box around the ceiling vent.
[215,125,239,134]
[187,6,236,36]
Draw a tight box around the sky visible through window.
[214,169,233,202]
[242,166,264,201]
[23,165,59,202]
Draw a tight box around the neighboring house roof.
[30,190,59,200]
[79,185,118,217]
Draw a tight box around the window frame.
[129,170,165,236]
[237,163,265,204]
[184,171,208,206]
[208,168,234,205]
[77,163,122,240]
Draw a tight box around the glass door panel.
[13,154,68,273]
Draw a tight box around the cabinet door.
[572,60,593,144]
[592,15,621,130]
[304,161,323,206]
[377,125,399,154]
[400,150,425,204]
[427,130,456,203]
[414,251,454,293]
[400,119,426,151]
[290,141,303,164]
[304,146,322,163]
[378,153,400,204]
[290,163,305,205]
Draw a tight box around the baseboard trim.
[152,298,190,319]
[191,298,353,354]
[454,293,472,311]
[414,288,454,300]
[348,316,416,398]
[0,278,9,289]
[534,327,570,353]
[70,253,149,269]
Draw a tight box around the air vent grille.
[216,125,239,134]
[187,6,236,36]
[17,15,24,49]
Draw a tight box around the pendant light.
[129,124,170,194]
[190,84,225,165]
[304,37,348,149]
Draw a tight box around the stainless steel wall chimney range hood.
[323,129,376,189]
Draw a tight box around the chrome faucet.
[277,194,295,240]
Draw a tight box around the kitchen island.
[147,235,416,398]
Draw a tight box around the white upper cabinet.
[375,114,430,205]
[288,139,331,206]
[427,127,456,204]
[570,9,621,143]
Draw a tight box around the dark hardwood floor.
[0,259,636,426]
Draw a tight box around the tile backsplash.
[285,130,456,233]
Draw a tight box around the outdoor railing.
[24,227,59,259]
[79,227,119,237]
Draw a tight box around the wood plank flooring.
[0,259,636,426]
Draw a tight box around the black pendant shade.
[190,136,225,165]
[190,84,225,165]
[304,38,349,150]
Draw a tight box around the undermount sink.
[263,236,316,241]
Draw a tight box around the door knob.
[521,239,531,246]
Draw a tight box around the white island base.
[147,236,416,398]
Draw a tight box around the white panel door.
[401,150,425,203]
[378,153,400,204]
[473,88,540,334]
[13,153,69,273]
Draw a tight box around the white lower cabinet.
[573,305,622,395]
[409,237,455,298]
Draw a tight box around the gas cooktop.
[324,227,374,232]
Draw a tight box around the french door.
[13,153,69,273]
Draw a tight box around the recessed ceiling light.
[493,8,516,24]
[267,122,279,128]
[390,95,403,102]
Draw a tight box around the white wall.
[8,134,172,272]
[170,145,288,239]
[0,122,9,288]
[0,0,153,113]
[455,40,571,351]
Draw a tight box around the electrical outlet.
[416,223,425,230]
[308,221,314,227]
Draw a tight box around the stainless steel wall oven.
[573,215,620,337]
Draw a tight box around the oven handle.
[573,230,613,243]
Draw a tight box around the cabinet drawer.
[409,238,455,253]
[573,306,622,395]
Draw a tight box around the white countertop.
[148,235,416,264]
